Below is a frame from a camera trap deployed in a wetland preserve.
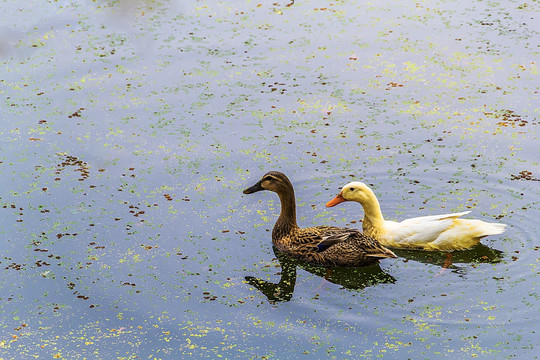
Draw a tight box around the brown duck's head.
[243,171,293,195]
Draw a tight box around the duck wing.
[316,228,359,251]
[314,226,396,259]
[399,211,471,224]
[387,211,471,246]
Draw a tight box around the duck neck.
[273,187,298,239]
[361,192,385,232]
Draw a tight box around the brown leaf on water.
[510,170,540,181]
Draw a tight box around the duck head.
[243,171,293,195]
[326,181,373,207]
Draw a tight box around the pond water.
[1,0,539,358]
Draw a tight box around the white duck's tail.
[481,222,507,236]
[432,219,507,251]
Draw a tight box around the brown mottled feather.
[244,171,396,267]
[275,225,396,267]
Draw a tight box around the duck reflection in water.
[245,246,396,303]
[394,243,504,277]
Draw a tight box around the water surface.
[1,0,539,358]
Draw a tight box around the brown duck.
[243,171,396,267]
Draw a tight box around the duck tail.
[383,247,397,258]
[367,247,397,259]
[482,222,507,236]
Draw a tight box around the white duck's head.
[326,181,375,207]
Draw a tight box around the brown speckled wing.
[273,225,395,267]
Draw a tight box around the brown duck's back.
[273,225,396,267]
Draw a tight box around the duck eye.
[349,187,355,192]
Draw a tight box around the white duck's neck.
[359,189,386,233]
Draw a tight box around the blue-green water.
[1,0,539,358]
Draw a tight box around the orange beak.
[325,192,347,207]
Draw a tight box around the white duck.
[326,181,506,251]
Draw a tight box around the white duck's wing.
[385,211,471,247]
[399,211,471,225]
